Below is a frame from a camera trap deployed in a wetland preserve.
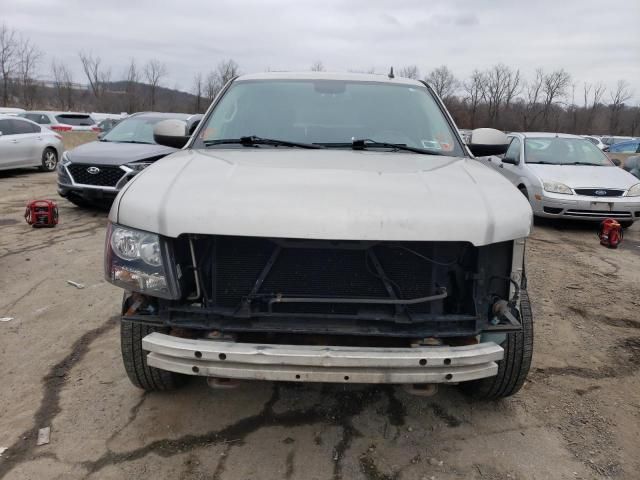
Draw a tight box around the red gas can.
[24,200,59,228]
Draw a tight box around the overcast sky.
[3,0,639,101]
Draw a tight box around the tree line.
[1,23,638,136]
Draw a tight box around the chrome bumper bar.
[143,333,503,384]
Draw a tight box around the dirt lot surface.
[1,168,639,480]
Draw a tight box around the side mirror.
[468,128,510,157]
[502,156,518,165]
[153,119,190,149]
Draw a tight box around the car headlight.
[542,180,573,195]
[105,223,179,299]
[626,183,640,197]
[60,151,71,166]
[125,162,152,172]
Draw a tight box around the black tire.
[461,289,534,400]
[121,320,186,391]
[619,220,633,229]
[39,148,58,172]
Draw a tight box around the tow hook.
[403,384,438,397]
[491,300,521,326]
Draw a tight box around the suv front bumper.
[143,333,503,384]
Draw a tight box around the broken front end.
[107,226,526,385]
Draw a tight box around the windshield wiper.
[568,161,602,166]
[525,161,555,164]
[204,136,323,149]
[115,140,154,145]
[321,139,440,155]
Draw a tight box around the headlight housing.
[626,183,640,197]
[125,162,152,172]
[105,223,179,299]
[542,180,573,195]
[60,151,71,166]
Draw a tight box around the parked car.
[23,111,99,132]
[601,136,636,147]
[96,118,120,133]
[106,72,534,401]
[0,107,26,116]
[582,135,607,150]
[58,112,202,207]
[481,132,640,227]
[605,139,640,166]
[0,115,63,172]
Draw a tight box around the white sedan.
[0,115,64,172]
[481,132,640,227]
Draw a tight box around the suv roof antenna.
[388,67,395,79]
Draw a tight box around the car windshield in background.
[55,114,95,126]
[524,138,613,166]
[102,116,167,144]
[195,79,464,156]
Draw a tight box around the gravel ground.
[0,168,639,480]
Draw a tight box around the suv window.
[11,119,38,134]
[0,119,16,135]
[504,137,521,163]
[55,114,95,126]
[25,113,51,124]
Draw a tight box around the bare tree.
[192,72,204,112]
[426,65,458,99]
[78,51,111,106]
[609,80,633,133]
[310,60,325,72]
[203,59,240,103]
[541,69,571,128]
[18,36,42,108]
[484,64,515,125]
[215,59,239,88]
[51,59,74,110]
[144,59,167,110]
[462,70,485,128]
[0,24,18,106]
[582,81,606,133]
[521,68,544,130]
[124,58,139,113]
[399,65,419,80]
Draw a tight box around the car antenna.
[388,66,394,79]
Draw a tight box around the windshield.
[194,79,464,156]
[524,137,613,166]
[103,116,168,143]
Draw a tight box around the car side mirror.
[502,156,518,165]
[468,128,510,157]
[153,119,190,149]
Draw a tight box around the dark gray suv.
[57,112,202,207]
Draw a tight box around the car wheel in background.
[518,186,529,200]
[619,221,633,229]
[40,148,58,172]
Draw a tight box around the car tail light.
[51,125,72,132]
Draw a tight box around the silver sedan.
[480,132,640,227]
[0,115,64,172]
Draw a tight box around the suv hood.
[67,141,177,166]
[112,149,532,246]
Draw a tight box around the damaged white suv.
[106,72,533,400]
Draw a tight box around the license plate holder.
[591,201,612,211]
